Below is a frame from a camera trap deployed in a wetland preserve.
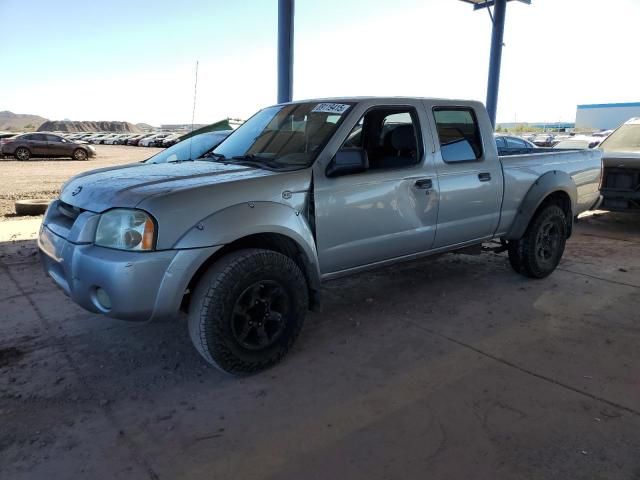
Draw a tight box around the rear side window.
[433,108,483,162]
[32,134,48,141]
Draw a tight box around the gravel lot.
[0,145,161,219]
[0,210,639,479]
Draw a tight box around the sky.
[1,0,639,125]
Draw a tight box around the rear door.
[424,102,502,248]
[29,133,50,155]
[314,101,439,274]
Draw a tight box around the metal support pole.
[486,0,506,128]
[277,0,294,104]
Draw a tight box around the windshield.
[600,124,640,152]
[212,102,353,169]
[147,131,230,163]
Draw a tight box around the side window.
[340,107,422,170]
[433,107,483,162]
[505,137,526,149]
[46,134,61,142]
[33,134,48,142]
[21,134,33,141]
[495,137,506,148]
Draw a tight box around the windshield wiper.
[203,152,226,160]
[227,154,288,170]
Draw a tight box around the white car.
[103,134,131,145]
[139,133,171,147]
[86,133,109,144]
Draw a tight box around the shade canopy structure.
[460,0,530,9]
[276,0,531,128]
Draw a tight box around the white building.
[575,102,640,130]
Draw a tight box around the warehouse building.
[575,102,640,130]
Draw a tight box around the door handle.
[414,178,433,189]
[478,172,491,182]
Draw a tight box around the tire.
[188,248,308,375]
[72,148,88,161]
[14,147,30,161]
[507,204,568,279]
[15,199,51,216]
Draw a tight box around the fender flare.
[505,170,577,240]
[172,201,321,291]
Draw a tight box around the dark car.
[0,133,96,161]
[127,133,153,146]
[495,134,537,155]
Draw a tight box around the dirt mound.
[0,111,48,131]
[38,120,142,133]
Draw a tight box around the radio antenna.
[189,60,199,159]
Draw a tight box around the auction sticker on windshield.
[311,103,351,114]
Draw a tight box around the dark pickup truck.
[599,117,640,210]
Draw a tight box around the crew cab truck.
[38,97,603,375]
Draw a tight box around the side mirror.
[326,148,369,178]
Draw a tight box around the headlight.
[95,209,156,251]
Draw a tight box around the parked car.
[39,97,602,374]
[495,134,537,155]
[1,132,96,160]
[140,133,171,147]
[592,130,613,139]
[146,130,232,164]
[103,133,131,145]
[127,134,152,146]
[553,136,602,150]
[161,133,183,147]
[0,132,19,140]
[598,117,640,210]
[531,134,555,147]
[86,133,110,144]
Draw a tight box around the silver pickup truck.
[39,97,602,374]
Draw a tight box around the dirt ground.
[1,210,639,479]
[0,145,161,219]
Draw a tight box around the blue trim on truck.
[577,102,640,110]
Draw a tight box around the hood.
[61,160,313,249]
[60,161,278,212]
[602,150,640,169]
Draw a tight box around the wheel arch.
[505,170,576,240]
[182,232,322,315]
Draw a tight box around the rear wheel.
[72,148,88,161]
[188,248,308,375]
[508,204,568,278]
[14,147,30,161]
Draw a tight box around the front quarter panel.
[173,201,320,279]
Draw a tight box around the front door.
[46,134,70,157]
[314,103,439,275]
[425,103,502,248]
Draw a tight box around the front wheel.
[507,204,568,279]
[72,148,88,161]
[188,249,309,375]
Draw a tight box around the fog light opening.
[94,287,112,311]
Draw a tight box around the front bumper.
[38,221,221,322]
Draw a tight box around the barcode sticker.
[311,103,351,114]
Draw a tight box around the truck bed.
[496,149,602,235]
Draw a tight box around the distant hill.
[136,123,154,131]
[38,120,142,133]
[0,111,48,131]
